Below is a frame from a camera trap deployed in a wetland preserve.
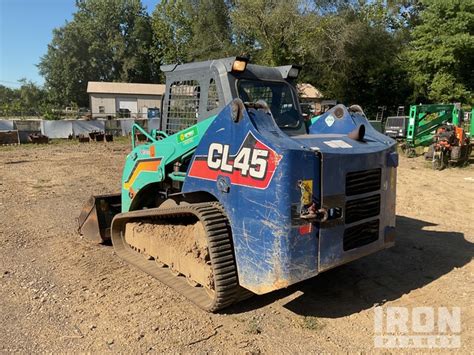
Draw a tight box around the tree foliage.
[151,0,193,68]
[38,0,156,107]
[302,2,413,114]
[187,0,234,60]
[0,80,48,117]
[25,0,474,113]
[229,0,317,66]
[150,0,234,75]
[405,0,474,104]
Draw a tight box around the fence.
[91,109,161,120]
[0,118,162,143]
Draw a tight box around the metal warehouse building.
[87,82,166,119]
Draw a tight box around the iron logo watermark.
[374,306,461,348]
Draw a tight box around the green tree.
[405,0,474,104]
[300,2,412,116]
[151,0,233,73]
[151,0,194,68]
[187,0,233,60]
[18,79,45,115]
[230,0,317,66]
[0,80,47,117]
[228,0,413,116]
[39,0,156,107]
[0,85,20,117]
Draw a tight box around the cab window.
[237,79,304,131]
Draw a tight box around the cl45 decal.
[189,132,281,189]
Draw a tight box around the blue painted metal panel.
[305,105,397,272]
[182,103,397,294]
[183,105,320,294]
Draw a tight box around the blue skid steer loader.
[78,57,398,312]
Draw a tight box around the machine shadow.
[226,215,473,317]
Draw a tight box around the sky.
[0,0,158,88]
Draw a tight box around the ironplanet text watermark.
[374,306,461,348]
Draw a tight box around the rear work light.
[232,58,248,72]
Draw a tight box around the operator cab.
[236,79,302,130]
[160,57,306,136]
[230,61,306,135]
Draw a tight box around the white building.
[87,82,166,119]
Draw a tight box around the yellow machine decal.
[299,179,313,205]
[123,158,162,190]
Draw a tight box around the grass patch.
[0,136,131,151]
[246,318,262,335]
[300,316,325,331]
[49,139,81,146]
[113,136,131,144]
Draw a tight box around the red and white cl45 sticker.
[188,132,281,189]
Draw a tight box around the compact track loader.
[78,57,398,312]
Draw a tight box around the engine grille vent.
[343,219,379,251]
[346,168,381,196]
[345,194,381,224]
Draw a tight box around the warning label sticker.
[323,140,353,148]
[325,115,335,127]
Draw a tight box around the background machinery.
[401,103,472,169]
[78,57,398,312]
[465,108,474,139]
[402,103,463,157]
[367,106,386,134]
[426,123,472,170]
[384,106,407,140]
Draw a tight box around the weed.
[246,318,261,335]
[300,316,325,331]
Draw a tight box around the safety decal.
[177,126,198,145]
[298,179,316,219]
[188,132,281,189]
[323,140,352,148]
[325,114,335,127]
[123,157,162,190]
[299,179,313,206]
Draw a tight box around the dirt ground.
[0,141,473,353]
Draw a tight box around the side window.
[166,80,200,134]
[280,90,294,114]
[207,78,219,111]
[98,106,105,114]
[239,83,273,106]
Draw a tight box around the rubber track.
[110,202,247,312]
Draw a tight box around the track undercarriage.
[110,202,250,312]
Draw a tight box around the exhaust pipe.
[348,124,366,142]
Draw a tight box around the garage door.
[117,98,138,114]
